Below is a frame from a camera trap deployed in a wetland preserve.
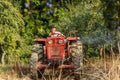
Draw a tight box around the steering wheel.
[57,33,65,37]
[50,33,65,37]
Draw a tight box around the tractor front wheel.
[30,42,44,80]
[71,41,83,80]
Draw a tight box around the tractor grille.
[50,47,60,56]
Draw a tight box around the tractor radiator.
[50,46,60,56]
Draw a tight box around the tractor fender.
[34,38,46,42]
[34,38,46,44]
[67,37,80,41]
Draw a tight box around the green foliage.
[0,0,31,64]
[0,0,119,63]
[55,0,119,57]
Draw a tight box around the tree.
[0,0,26,64]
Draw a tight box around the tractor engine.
[46,37,65,60]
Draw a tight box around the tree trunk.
[118,42,120,55]
[1,47,6,65]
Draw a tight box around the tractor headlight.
[48,40,53,44]
[58,39,63,44]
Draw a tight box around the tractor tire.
[71,40,83,80]
[30,42,44,80]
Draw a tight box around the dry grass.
[0,56,120,80]
[81,56,120,80]
[0,63,30,80]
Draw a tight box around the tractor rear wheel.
[71,41,83,80]
[30,42,44,80]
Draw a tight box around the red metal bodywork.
[67,37,80,41]
[34,37,79,69]
[46,37,65,60]
[37,63,74,69]
[34,38,46,42]
[34,37,65,59]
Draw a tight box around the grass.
[0,56,120,80]
[81,55,120,80]
[0,63,30,80]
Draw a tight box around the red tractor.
[30,32,83,80]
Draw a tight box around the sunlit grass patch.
[0,64,11,74]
